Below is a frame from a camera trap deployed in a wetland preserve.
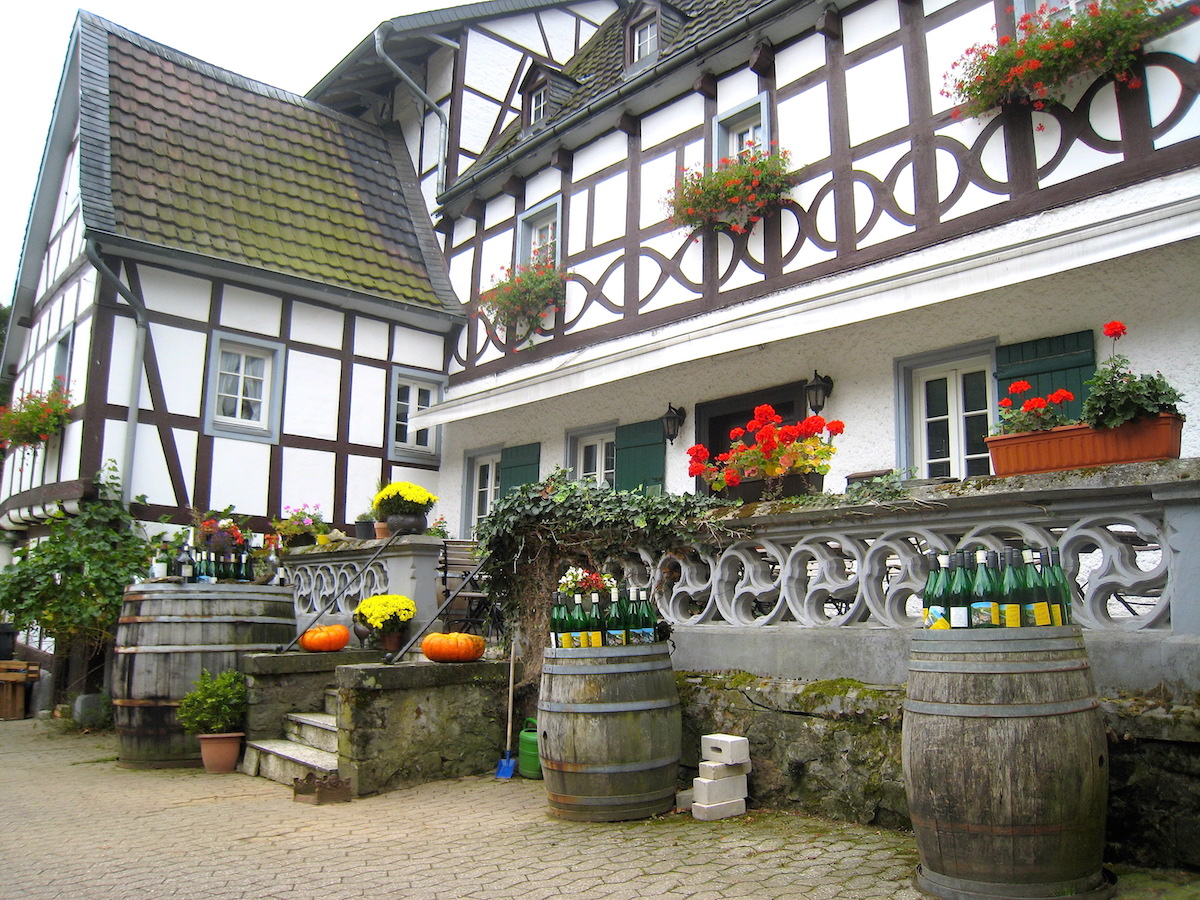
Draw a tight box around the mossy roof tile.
[79,13,457,315]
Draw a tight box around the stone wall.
[241,650,382,740]
[676,672,1200,870]
[336,660,510,797]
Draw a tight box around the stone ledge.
[336,659,510,691]
[243,650,381,675]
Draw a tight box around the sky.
[1,0,478,307]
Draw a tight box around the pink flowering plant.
[944,0,1179,119]
[0,378,73,449]
[667,143,793,233]
[271,504,331,539]
[478,262,565,341]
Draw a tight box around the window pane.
[962,370,987,413]
[928,460,951,478]
[220,351,241,374]
[964,413,989,456]
[582,443,597,480]
[242,377,263,401]
[244,356,266,379]
[966,457,992,477]
[240,399,261,421]
[219,396,238,418]
[926,419,949,460]
[924,378,948,418]
[218,373,240,395]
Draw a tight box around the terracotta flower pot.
[373,521,390,540]
[197,732,244,774]
[985,413,1183,476]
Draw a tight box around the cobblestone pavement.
[2,719,1197,900]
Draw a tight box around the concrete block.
[693,774,747,805]
[692,797,746,821]
[698,759,752,779]
[675,788,694,811]
[701,733,750,764]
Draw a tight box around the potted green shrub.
[177,668,248,774]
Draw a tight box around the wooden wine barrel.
[538,643,681,821]
[902,626,1114,900]
[112,583,296,768]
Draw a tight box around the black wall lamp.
[660,404,687,444]
[805,371,834,415]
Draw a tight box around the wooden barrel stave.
[538,644,681,822]
[113,583,295,768]
[902,626,1113,900]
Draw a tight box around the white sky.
[1,0,477,308]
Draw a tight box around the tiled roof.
[469,0,765,174]
[77,13,458,315]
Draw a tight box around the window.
[529,84,548,126]
[466,452,502,534]
[714,93,770,162]
[518,198,560,266]
[575,432,616,488]
[205,333,284,442]
[631,17,659,63]
[910,356,994,479]
[390,368,444,462]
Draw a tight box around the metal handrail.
[385,552,492,664]
[275,531,408,653]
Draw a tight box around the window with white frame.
[390,370,442,461]
[205,334,284,442]
[910,356,994,479]
[715,93,770,162]
[467,452,502,533]
[631,16,659,64]
[518,199,560,266]
[572,431,616,489]
[529,84,548,126]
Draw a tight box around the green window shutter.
[614,420,665,495]
[995,330,1095,421]
[498,443,540,496]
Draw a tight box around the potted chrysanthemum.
[354,593,417,652]
[374,481,438,536]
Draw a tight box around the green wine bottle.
[969,549,1000,627]
[1000,548,1023,627]
[921,552,949,629]
[604,586,625,646]
[1021,548,1052,626]
[947,551,971,629]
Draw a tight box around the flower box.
[721,472,825,503]
[985,413,1183,476]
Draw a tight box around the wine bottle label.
[969,602,1000,628]
[588,630,602,647]
[181,564,193,578]
[569,630,584,648]
[1029,602,1052,626]
[637,626,656,644]
[558,631,576,649]
[606,629,626,646]
[925,605,948,629]
[151,563,167,579]
[1002,604,1022,627]
[949,606,969,628]
[1050,605,1063,627]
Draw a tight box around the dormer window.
[529,84,548,125]
[631,17,659,63]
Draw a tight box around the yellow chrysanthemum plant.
[373,482,438,518]
[354,594,417,634]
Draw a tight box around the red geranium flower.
[1048,388,1075,405]
[1008,380,1032,394]
[1022,397,1049,412]
[999,397,1013,408]
[729,427,745,441]
[1103,320,1127,339]
[826,420,845,436]
[724,470,741,487]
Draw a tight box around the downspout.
[85,242,148,507]
[374,23,454,196]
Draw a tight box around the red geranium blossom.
[1008,380,1032,394]
[1103,320,1127,339]
[999,397,1013,408]
[1022,397,1049,412]
[1048,388,1075,405]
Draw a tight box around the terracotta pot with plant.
[354,593,417,653]
[985,319,1184,475]
[177,669,248,774]
[373,482,437,536]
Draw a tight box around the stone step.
[241,739,337,786]
[324,688,339,716]
[285,711,337,754]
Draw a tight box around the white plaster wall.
[346,454,383,520]
[524,169,561,208]
[209,437,272,513]
[641,94,704,150]
[173,428,199,503]
[147,323,207,417]
[480,231,516,287]
[107,315,141,408]
[779,85,830,168]
[855,143,916,249]
[290,302,345,350]
[775,33,825,89]
[138,267,211,321]
[393,328,444,371]
[845,48,909,148]
[568,190,591,257]
[843,0,900,54]
[459,91,504,156]
[482,14,549,59]
[716,69,760,117]
[573,132,627,182]
[591,172,628,247]
[354,318,389,360]
[925,4,995,116]
[463,31,525,97]
[484,195,517,231]
[127,421,175,507]
[448,251,476,309]
[935,119,1008,221]
[428,45,456,102]
[280,447,336,519]
[1150,18,1200,149]
[282,351,341,440]
[220,286,282,337]
[640,153,677,229]
[348,363,387,447]
[637,232,702,315]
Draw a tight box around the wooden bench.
[0,660,41,720]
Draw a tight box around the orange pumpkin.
[298,624,350,652]
[420,631,486,663]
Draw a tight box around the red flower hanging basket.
[984,413,1183,476]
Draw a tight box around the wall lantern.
[805,371,834,415]
[660,404,687,444]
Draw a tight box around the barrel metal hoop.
[904,697,1099,718]
[908,659,1091,675]
[916,863,1116,900]
[908,813,1098,837]
[110,698,181,707]
[539,754,680,774]
[545,786,677,806]
[543,660,674,675]
[544,644,668,660]
[116,643,285,654]
[539,698,680,714]
[910,638,1085,655]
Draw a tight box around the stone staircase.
[241,688,340,785]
